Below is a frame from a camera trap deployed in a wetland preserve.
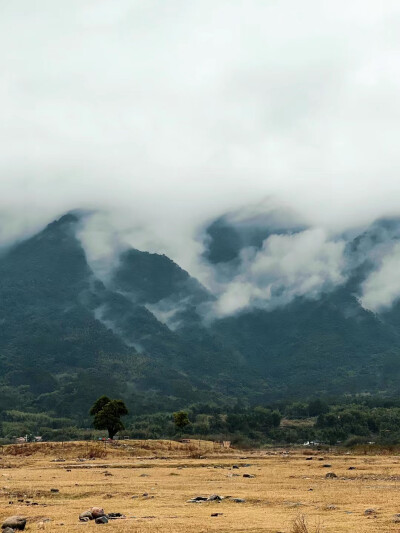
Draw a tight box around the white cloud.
[213,229,346,316]
[360,242,400,312]
[1,1,400,314]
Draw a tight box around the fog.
[2,1,400,314]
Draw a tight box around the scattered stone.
[322,464,332,468]
[50,488,59,493]
[231,498,246,503]
[393,513,400,523]
[187,496,208,503]
[140,474,149,477]
[107,513,125,519]
[325,505,337,510]
[207,495,223,501]
[306,457,313,461]
[243,474,255,478]
[211,513,223,517]
[142,493,149,497]
[90,507,105,519]
[232,465,239,469]
[95,516,108,524]
[348,466,356,470]
[79,511,93,521]
[1,516,27,531]
[325,473,337,479]
[364,508,376,516]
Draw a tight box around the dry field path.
[1,441,400,532]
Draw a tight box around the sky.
[2,1,400,314]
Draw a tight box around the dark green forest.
[2,213,400,444]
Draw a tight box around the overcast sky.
[2,1,400,312]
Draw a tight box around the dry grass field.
[1,441,400,532]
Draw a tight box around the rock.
[243,474,255,478]
[306,457,313,461]
[325,473,337,479]
[107,513,125,519]
[1,517,27,530]
[187,496,209,503]
[90,507,105,519]
[322,464,332,468]
[348,466,356,470]
[207,495,223,501]
[3,528,15,533]
[232,465,239,469]
[50,488,59,493]
[95,516,108,524]
[393,513,400,523]
[79,511,93,521]
[364,508,376,516]
[211,513,223,517]
[231,498,246,503]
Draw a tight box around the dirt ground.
[1,440,400,532]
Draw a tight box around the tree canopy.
[90,396,128,439]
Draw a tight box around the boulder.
[325,472,337,479]
[1,517,27,531]
[79,511,93,521]
[95,517,109,524]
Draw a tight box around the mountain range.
[2,211,400,423]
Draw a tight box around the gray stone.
[325,472,337,479]
[3,529,15,533]
[243,474,255,478]
[207,495,223,501]
[231,498,246,503]
[95,516,108,524]
[364,508,376,516]
[79,511,93,521]
[2,517,27,531]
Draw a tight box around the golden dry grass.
[1,441,400,532]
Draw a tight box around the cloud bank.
[2,1,400,314]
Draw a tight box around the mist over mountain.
[2,209,400,424]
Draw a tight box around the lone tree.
[90,396,128,439]
[173,411,190,433]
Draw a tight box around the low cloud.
[360,241,400,312]
[211,228,346,317]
